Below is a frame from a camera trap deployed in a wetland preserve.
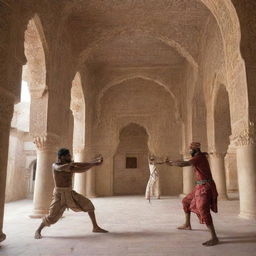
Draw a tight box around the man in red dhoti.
[166,142,219,246]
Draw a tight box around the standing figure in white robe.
[145,155,164,200]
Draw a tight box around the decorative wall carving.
[209,152,226,158]
[24,18,47,97]
[234,122,256,147]
[33,133,60,151]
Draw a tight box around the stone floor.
[1,196,256,256]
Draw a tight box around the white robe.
[145,163,161,199]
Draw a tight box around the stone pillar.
[73,148,97,197]
[85,168,97,197]
[30,133,59,218]
[0,90,14,242]
[225,144,238,192]
[85,148,97,197]
[92,147,115,197]
[235,123,256,220]
[73,148,87,196]
[180,154,194,198]
[209,152,228,200]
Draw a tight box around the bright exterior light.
[21,80,31,103]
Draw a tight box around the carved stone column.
[0,89,14,242]
[85,148,97,198]
[235,122,256,220]
[73,147,97,197]
[73,148,87,196]
[180,153,194,198]
[92,147,115,197]
[30,133,59,218]
[225,143,238,192]
[209,152,228,200]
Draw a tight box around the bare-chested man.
[34,148,108,239]
[166,142,219,246]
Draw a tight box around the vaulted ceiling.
[63,0,211,69]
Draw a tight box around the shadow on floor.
[44,232,256,246]
[219,234,256,244]
[44,231,176,240]
[190,229,208,232]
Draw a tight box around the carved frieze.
[209,152,226,158]
[33,133,60,151]
[233,122,256,147]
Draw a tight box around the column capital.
[233,122,256,147]
[29,87,48,99]
[33,133,60,152]
[94,148,115,158]
[209,152,226,158]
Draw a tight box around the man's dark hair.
[58,148,70,159]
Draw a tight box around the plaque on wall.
[126,157,137,169]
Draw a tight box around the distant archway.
[113,123,149,195]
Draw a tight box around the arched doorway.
[114,123,149,195]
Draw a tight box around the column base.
[87,193,97,198]
[227,189,239,193]
[179,194,187,199]
[29,209,48,219]
[239,211,256,221]
[218,194,229,200]
[0,232,6,243]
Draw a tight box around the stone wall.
[92,78,182,196]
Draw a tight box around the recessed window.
[126,157,137,169]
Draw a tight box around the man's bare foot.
[34,231,42,239]
[93,227,108,233]
[0,233,6,242]
[177,224,192,230]
[202,238,219,246]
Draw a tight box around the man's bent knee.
[43,216,60,227]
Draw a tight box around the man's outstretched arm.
[71,156,103,173]
[155,161,165,165]
[166,160,192,167]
